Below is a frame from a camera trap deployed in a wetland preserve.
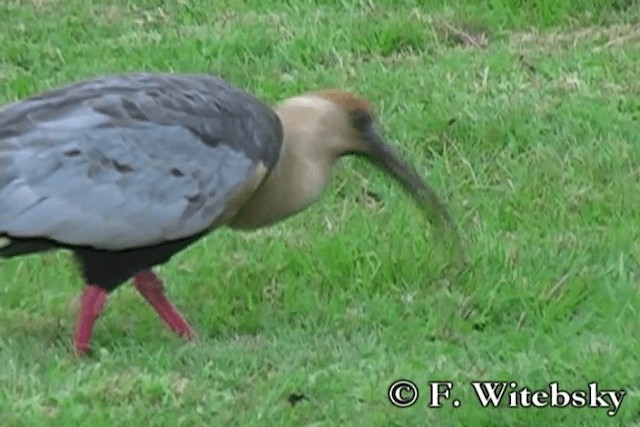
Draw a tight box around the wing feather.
[0,73,282,250]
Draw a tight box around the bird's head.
[276,89,464,259]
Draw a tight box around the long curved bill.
[363,128,466,265]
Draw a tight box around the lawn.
[1,0,639,425]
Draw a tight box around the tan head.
[325,92,453,211]
[229,88,464,263]
[272,89,464,258]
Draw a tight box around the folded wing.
[0,73,283,250]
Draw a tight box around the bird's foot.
[74,285,108,356]
[133,270,197,339]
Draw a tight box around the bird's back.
[1,73,282,165]
[0,73,283,252]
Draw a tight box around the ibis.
[0,73,462,355]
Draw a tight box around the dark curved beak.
[362,128,466,263]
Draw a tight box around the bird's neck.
[227,98,342,230]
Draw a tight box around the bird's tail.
[0,235,58,258]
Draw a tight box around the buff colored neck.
[227,95,353,230]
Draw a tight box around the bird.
[0,72,463,356]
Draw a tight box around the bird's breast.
[227,156,331,230]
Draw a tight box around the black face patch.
[349,110,374,132]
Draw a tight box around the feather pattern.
[0,73,283,250]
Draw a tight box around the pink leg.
[133,270,196,339]
[74,285,108,356]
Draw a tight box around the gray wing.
[0,73,283,250]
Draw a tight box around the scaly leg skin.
[74,285,108,356]
[133,270,196,339]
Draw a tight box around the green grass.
[1,0,640,425]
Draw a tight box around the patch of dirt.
[510,23,640,51]
[405,8,492,49]
[92,5,126,22]
[432,19,491,49]
[9,0,59,14]
[26,0,56,12]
